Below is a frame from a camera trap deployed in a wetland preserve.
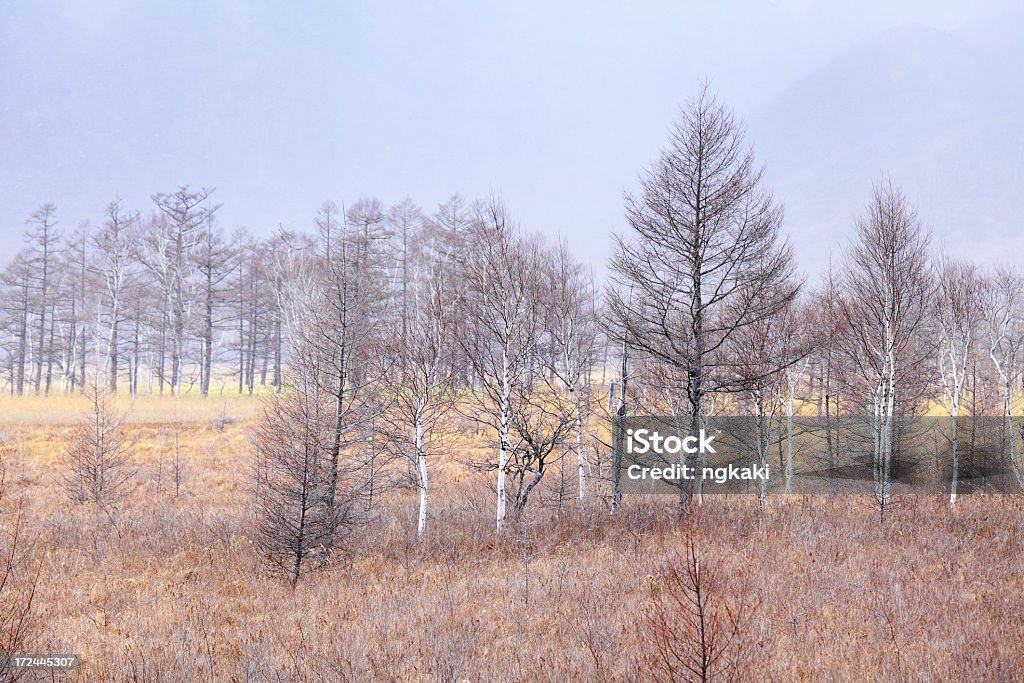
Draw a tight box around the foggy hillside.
[750,14,1024,276]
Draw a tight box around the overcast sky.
[2,0,1021,279]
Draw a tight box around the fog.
[2,0,1020,278]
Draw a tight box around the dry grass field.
[1,395,1022,681]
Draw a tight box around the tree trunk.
[496,347,510,533]
[415,408,428,541]
[108,307,119,393]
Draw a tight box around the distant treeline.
[8,89,1024,549]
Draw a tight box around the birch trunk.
[496,347,510,533]
[754,390,769,510]
[569,386,586,502]
[415,406,428,541]
[611,334,628,514]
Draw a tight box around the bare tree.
[385,228,456,541]
[0,250,33,397]
[93,199,139,393]
[981,267,1024,488]
[425,195,475,389]
[608,87,798,508]
[505,370,578,513]
[388,197,423,346]
[25,204,61,395]
[345,198,394,316]
[460,200,541,532]
[936,257,983,506]
[0,447,40,672]
[311,201,393,520]
[810,264,845,470]
[839,183,933,513]
[63,223,94,395]
[722,289,814,503]
[542,242,598,503]
[774,299,818,494]
[604,287,636,514]
[62,382,135,507]
[148,186,218,394]
[727,302,785,506]
[254,365,351,587]
[268,228,318,391]
[194,213,233,396]
[252,205,390,586]
[228,228,274,395]
[636,535,756,682]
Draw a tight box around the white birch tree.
[980,267,1024,489]
[459,200,540,533]
[541,242,597,503]
[386,229,456,541]
[840,183,933,513]
[92,199,139,393]
[936,257,983,506]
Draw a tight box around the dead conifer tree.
[636,535,757,682]
[253,357,355,587]
[61,382,135,507]
[609,86,798,511]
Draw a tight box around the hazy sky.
[2,0,1021,279]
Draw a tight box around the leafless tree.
[935,256,984,506]
[608,87,798,508]
[136,213,176,394]
[839,182,934,512]
[388,197,423,346]
[809,265,845,469]
[309,200,394,520]
[0,250,33,397]
[92,199,139,394]
[541,242,598,503]
[254,364,353,587]
[268,228,318,390]
[0,448,40,676]
[147,186,218,394]
[980,266,1024,488]
[723,290,814,503]
[62,222,94,395]
[728,305,783,506]
[505,370,578,513]
[459,199,542,532]
[61,382,135,507]
[25,204,61,395]
[226,229,277,395]
[636,535,757,682]
[425,195,475,388]
[194,213,233,396]
[603,286,638,514]
[385,225,457,541]
[773,299,818,494]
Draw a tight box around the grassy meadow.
[0,393,1022,681]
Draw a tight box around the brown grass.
[1,396,1022,681]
